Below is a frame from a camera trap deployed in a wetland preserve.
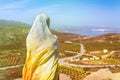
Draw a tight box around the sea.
[59,27,120,36]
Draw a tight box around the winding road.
[0,43,120,70]
[58,43,120,68]
[59,44,85,64]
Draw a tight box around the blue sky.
[0,0,120,31]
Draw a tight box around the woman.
[22,14,59,80]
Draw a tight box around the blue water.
[76,31,120,36]
[61,27,120,36]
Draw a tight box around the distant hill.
[52,30,88,42]
[82,33,120,43]
[1,20,120,44]
[0,20,120,80]
[0,20,30,27]
[0,20,31,49]
[0,20,88,46]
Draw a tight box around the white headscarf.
[22,14,59,80]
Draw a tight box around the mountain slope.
[82,33,120,43]
[0,20,30,27]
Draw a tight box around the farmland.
[0,20,120,80]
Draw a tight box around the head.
[46,17,50,28]
[37,13,50,28]
[27,13,52,43]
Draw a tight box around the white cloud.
[91,29,112,32]
[17,4,61,23]
[1,4,59,25]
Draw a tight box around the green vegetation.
[0,20,81,80]
[105,78,112,80]
[0,21,29,80]
[0,26,29,67]
[84,42,120,52]
[70,58,120,65]
[59,43,80,58]
[59,64,89,80]
[0,66,23,80]
[0,20,120,80]
[60,43,80,52]
[59,52,77,58]
[76,42,120,65]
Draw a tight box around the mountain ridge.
[0,20,120,43]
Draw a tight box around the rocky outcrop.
[84,68,120,80]
[84,68,112,80]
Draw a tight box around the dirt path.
[0,64,24,70]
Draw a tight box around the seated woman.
[22,14,59,80]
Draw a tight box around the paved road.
[0,43,120,70]
[61,63,120,68]
[59,44,85,64]
[0,44,83,70]
[59,44,120,68]
[0,64,24,70]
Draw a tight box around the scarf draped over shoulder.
[22,14,59,80]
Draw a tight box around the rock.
[59,73,72,80]
[109,73,120,80]
[84,68,112,80]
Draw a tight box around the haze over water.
[0,0,120,37]
[59,26,120,36]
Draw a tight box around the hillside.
[0,20,87,80]
[81,33,120,53]
[82,33,120,43]
[52,29,88,43]
[0,20,120,80]
[0,20,30,27]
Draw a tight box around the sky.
[0,0,120,35]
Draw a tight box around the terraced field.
[0,22,81,80]
[0,20,120,80]
[59,64,89,80]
